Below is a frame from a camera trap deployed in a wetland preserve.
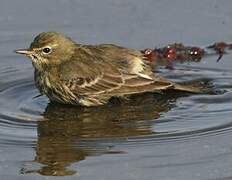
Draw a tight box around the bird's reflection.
[24,92,185,176]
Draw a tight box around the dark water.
[1,0,232,179]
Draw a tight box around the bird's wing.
[59,57,173,97]
[85,44,153,75]
[110,73,174,96]
[59,60,124,95]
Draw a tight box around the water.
[0,0,232,179]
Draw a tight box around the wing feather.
[58,46,174,98]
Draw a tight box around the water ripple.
[0,63,231,176]
[0,67,231,143]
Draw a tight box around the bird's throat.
[31,55,49,72]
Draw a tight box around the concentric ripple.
[0,58,232,176]
[1,0,232,178]
[0,62,231,146]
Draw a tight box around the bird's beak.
[14,49,32,56]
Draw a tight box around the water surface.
[0,0,232,179]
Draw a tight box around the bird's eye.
[42,47,52,54]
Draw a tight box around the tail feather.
[173,80,213,94]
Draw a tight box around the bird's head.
[15,32,76,70]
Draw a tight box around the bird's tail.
[173,79,214,94]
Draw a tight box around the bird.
[15,32,208,106]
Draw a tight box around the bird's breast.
[34,70,78,104]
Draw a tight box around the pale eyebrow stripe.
[33,44,58,51]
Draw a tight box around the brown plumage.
[15,32,208,106]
